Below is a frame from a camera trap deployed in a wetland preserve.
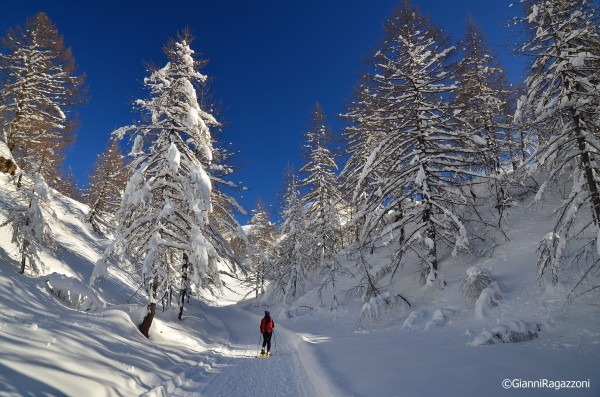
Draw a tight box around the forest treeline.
[1,0,599,336]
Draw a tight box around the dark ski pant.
[262,332,272,352]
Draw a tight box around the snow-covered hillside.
[0,169,599,396]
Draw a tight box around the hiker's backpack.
[261,316,274,333]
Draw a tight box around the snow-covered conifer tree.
[92,31,237,337]
[247,199,277,297]
[83,139,129,233]
[341,81,389,245]
[267,169,311,304]
[498,75,526,171]
[208,140,247,253]
[195,87,247,248]
[0,12,85,188]
[299,103,343,269]
[516,0,600,298]
[455,16,518,223]
[347,0,481,290]
[61,167,82,201]
[1,172,55,274]
[456,16,513,177]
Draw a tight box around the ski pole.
[257,333,262,356]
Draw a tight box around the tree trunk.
[178,254,188,320]
[423,202,438,271]
[19,239,29,274]
[6,89,25,152]
[573,111,600,224]
[139,277,158,338]
[520,130,527,164]
[395,202,405,245]
[20,208,31,274]
[260,261,265,294]
[139,302,156,338]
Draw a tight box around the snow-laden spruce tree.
[345,0,482,291]
[83,139,129,234]
[0,12,85,188]
[1,172,55,275]
[266,169,311,304]
[91,32,237,337]
[516,0,600,298]
[299,103,343,269]
[246,199,277,297]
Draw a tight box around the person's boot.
[260,349,265,355]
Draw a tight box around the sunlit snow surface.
[0,170,599,396]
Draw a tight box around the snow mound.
[46,272,103,311]
[402,307,459,331]
[284,305,316,319]
[469,320,542,346]
[424,308,456,330]
[474,283,503,319]
[359,291,411,329]
[402,310,426,330]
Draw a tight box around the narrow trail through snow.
[196,306,316,397]
[146,305,339,397]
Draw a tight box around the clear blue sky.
[1,0,524,223]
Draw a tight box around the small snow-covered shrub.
[402,310,425,330]
[359,291,411,330]
[469,320,542,346]
[458,267,494,305]
[424,308,456,330]
[474,283,503,319]
[46,273,102,311]
[425,268,445,289]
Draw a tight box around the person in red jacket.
[260,310,275,355]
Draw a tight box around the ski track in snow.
[145,306,326,397]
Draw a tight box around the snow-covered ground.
[1,170,599,397]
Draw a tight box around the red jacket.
[260,316,274,333]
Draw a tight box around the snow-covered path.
[144,305,341,397]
